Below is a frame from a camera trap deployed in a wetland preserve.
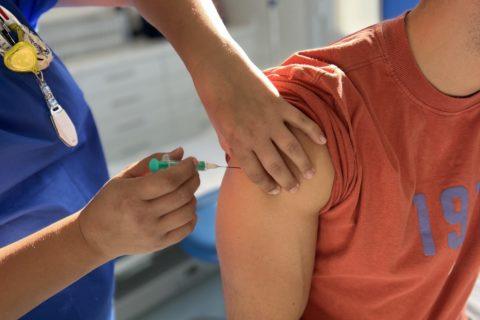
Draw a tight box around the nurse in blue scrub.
[0,0,326,319]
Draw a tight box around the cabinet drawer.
[86,79,170,120]
[75,60,164,95]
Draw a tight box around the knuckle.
[142,184,156,197]
[168,230,185,244]
[307,121,319,132]
[284,177,298,189]
[184,212,197,227]
[287,182,298,190]
[164,173,181,189]
[187,199,197,212]
[178,187,194,204]
[187,219,197,232]
[185,161,198,177]
[267,161,283,174]
[193,175,201,190]
[299,114,310,124]
[249,171,266,184]
[191,197,197,207]
[156,223,169,238]
[286,141,302,155]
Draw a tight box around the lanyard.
[0,11,14,46]
[0,21,13,52]
[0,6,78,148]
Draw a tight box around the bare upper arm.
[216,128,334,320]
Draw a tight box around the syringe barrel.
[149,158,207,172]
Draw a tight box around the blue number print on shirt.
[440,186,468,250]
[413,194,436,256]
[413,185,474,256]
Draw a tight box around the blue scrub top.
[0,1,114,319]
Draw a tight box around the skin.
[0,148,200,319]
[0,0,326,317]
[217,129,334,319]
[58,0,327,195]
[5,0,479,318]
[216,0,480,318]
[407,0,480,97]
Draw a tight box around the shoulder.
[220,127,334,218]
[265,24,386,117]
[283,23,385,73]
[264,22,385,106]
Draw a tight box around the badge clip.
[36,73,79,148]
[0,6,76,148]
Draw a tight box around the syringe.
[148,157,239,173]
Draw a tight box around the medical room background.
[36,0,480,319]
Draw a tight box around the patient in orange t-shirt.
[216,1,480,319]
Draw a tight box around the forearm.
[0,213,108,319]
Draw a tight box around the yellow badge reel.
[3,41,38,73]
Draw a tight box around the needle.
[149,158,241,172]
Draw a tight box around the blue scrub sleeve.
[13,0,58,27]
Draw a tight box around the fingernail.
[170,147,182,153]
[318,136,327,144]
[268,187,281,195]
[304,169,315,180]
[289,184,300,193]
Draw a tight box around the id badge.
[0,5,78,148]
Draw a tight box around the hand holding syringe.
[149,154,240,173]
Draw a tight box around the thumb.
[119,147,184,179]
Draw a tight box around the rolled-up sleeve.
[265,63,359,214]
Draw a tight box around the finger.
[273,126,315,180]
[231,148,280,195]
[163,217,197,245]
[167,147,185,161]
[157,198,197,233]
[121,147,184,178]
[283,105,326,145]
[255,141,299,193]
[134,157,198,200]
[148,174,200,216]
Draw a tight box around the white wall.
[222,0,380,67]
[336,0,381,35]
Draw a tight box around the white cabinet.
[66,42,210,166]
[38,8,130,59]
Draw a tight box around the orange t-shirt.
[265,14,480,320]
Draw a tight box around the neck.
[407,1,480,97]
